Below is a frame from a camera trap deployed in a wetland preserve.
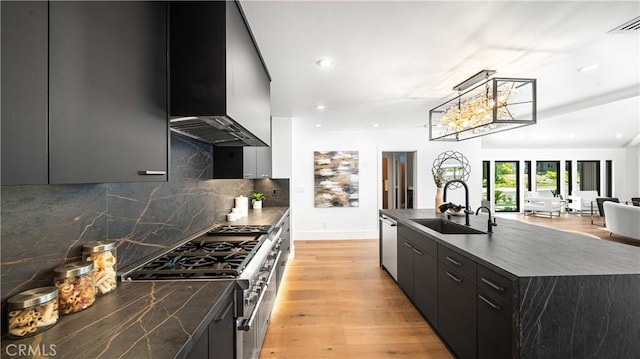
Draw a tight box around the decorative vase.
[435,187,444,213]
[252,200,262,210]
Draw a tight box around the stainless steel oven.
[235,226,282,359]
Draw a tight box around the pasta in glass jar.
[7,286,59,339]
[54,262,95,315]
[82,240,117,295]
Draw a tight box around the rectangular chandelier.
[429,71,536,141]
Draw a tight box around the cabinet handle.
[138,170,166,175]
[214,299,233,323]
[481,277,505,292]
[412,247,423,256]
[446,271,462,283]
[244,174,253,178]
[404,242,414,249]
[446,256,462,267]
[479,294,502,311]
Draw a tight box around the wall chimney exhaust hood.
[169,0,271,147]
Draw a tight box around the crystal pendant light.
[429,70,536,141]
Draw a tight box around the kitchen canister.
[6,286,59,339]
[54,262,95,315]
[82,240,118,295]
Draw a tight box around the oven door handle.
[238,250,281,331]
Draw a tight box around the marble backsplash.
[0,134,289,306]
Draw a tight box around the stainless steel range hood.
[169,116,266,147]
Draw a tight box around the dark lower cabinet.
[397,236,415,297]
[397,225,438,325]
[437,263,477,359]
[477,291,513,359]
[187,293,235,359]
[413,248,438,326]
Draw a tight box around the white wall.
[291,117,482,240]
[482,147,639,205]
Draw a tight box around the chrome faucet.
[443,179,473,226]
[475,206,497,233]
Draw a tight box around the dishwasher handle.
[380,215,397,227]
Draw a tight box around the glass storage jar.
[82,240,117,295]
[6,286,59,339]
[54,261,95,315]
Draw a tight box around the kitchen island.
[1,207,289,359]
[380,208,640,359]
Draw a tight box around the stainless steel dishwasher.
[380,214,398,280]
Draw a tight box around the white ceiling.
[241,0,640,148]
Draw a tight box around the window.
[494,161,519,212]
[605,160,612,197]
[577,161,600,194]
[524,161,531,192]
[536,161,560,197]
[482,161,490,202]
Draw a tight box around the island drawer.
[477,265,514,305]
[399,225,437,257]
[438,244,476,282]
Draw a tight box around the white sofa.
[566,190,599,214]
[524,191,564,218]
[603,201,640,241]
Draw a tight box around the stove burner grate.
[208,224,272,235]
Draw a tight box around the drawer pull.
[446,256,462,267]
[404,242,414,249]
[479,294,502,311]
[446,272,462,283]
[412,247,423,256]
[138,170,166,175]
[481,277,505,292]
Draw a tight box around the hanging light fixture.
[429,70,536,141]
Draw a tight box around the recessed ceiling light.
[577,64,599,72]
[372,123,380,128]
[568,133,576,138]
[315,124,322,128]
[616,133,623,138]
[316,58,334,68]
[316,105,326,110]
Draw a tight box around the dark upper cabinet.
[1,1,49,185]
[213,146,271,179]
[169,0,271,146]
[49,1,168,184]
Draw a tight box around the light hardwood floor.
[497,212,640,247]
[260,239,452,359]
[259,213,638,359]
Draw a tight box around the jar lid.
[54,261,94,278]
[7,286,58,309]
[82,240,117,253]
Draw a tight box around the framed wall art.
[313,151,359,207]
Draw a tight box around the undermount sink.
[410,218,486,235]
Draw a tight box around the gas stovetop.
[207,224,272,235]
[124,235,264,280]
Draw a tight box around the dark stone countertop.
[219,207,289,227]
[380,208,640,278]
[0,281,235,359]
[1,207,289,359]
